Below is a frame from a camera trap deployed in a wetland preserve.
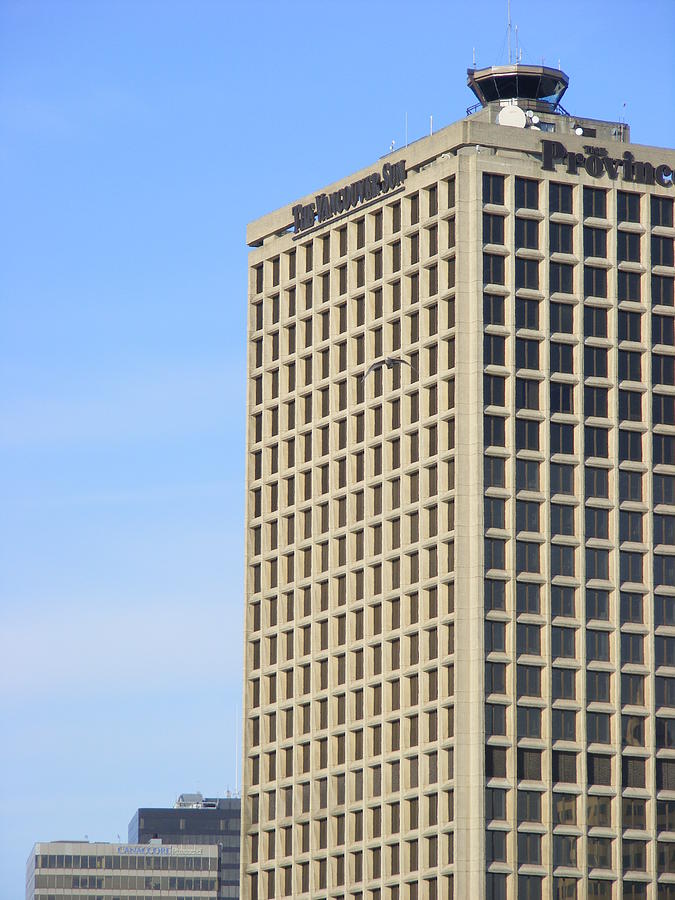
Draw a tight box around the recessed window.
[553,794,577,826]
[484,253,505,285]
[551,383,574,414]
[584,266,607,298]
[618,231,640,263]
[516,419,539,451]
[619,390,642,422]
[584,226,607,258]
[483,213,505,245]
[585,385,608,417]
[552,667,576,700]
[550,222,573,254]
[551,503,574,535]
[653,313,675,346]
[484,579,506,611]
[618,191,641,223]
[550,302,574,333]
[550,182,573,214]
[483,173,505,205]
[552,709,577,742]
[553,750,577,783]
[484,334,506,366]
[483,293,505,325]
[515,297,539,330]
[652,235,674,267]
[585,466,609,498]
[516,540,540,573]
[619,349,642,382]
[551,341,574,374]
[550,261,574,293]
[517,499,540,532]
[585,425,609,458]
[552,585,575,618]
[484,496,506,529]
[583,187,607,219]
[516,581,540,613]
[653,352,675,385]
[584,304,608,338]
[516,217,539,249]
[618,270,641,301]
[585,507,609,540]
[586,548,610,580]
[486,703,507,736]
[652,274,675,307]
[551,462,574,495]
[652,195,674,227]
[484,374,506,407]
[515,177,539,210]
[516,337,539,369]
[586,588,609,619]
[587,669,610,700]
[485,456,506,488]
[619,310,642,342]
[620,470,642,501]
[516,257,539,290]
[484,415,506,448]
[517,459,540,491]
[517,377,539,409]
[517,664,541,697]
[551,422,575,454]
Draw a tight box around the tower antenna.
[507,0,512,64]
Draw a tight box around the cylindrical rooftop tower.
[467,63,569,113]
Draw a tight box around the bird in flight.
[361,356,417,380]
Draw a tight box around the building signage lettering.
[116,845,204,856]
[292,160,407,233]
[541,139,673,187]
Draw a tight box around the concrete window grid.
[245,174,458,897]
[481,168,675,897]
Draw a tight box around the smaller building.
[26,840,219,899]
[129,793,241,900]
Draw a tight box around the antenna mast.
[507,0,512,64]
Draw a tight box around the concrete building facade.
[26,840,218,900]
[243,65,675,900]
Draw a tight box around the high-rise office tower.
[243,64,674,900]
[129,793,241,899]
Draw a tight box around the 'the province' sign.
[541,139,673,187]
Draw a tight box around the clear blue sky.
[1,0,673,893]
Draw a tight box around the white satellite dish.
[574,126,584,136]
[497,105,527,128]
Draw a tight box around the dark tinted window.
[618,191,640,223]
[483,173,505,205]
[583,187,607,218]
[550,222,573,254]
[550,182,573,214]
[516,178,539,210]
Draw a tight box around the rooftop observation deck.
[467,63,570,115]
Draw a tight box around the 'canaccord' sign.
[541,139,673,187]
[116,845,204,856]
